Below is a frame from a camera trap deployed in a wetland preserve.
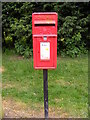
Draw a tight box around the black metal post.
[43,69,48,118]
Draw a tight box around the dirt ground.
[0,66,5,73]
[2,98,68,118]
[2,98,44,118]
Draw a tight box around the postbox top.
[32,12,57,15]
[32,12,58,35]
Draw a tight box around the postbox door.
[36,36,54,68]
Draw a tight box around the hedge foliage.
[2,2,90,57]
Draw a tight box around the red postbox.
[32,12,58,69]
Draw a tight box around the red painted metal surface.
[32,12,58,69]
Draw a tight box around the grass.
[2,51,88,117]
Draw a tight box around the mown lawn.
[2,51,88,118]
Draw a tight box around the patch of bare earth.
[0,66,5,73]
[9,56,24,61]
[2,83,15,89]
[3,98,44,118]
[56,79,71,86]
[2,98,68,118]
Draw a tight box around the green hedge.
[2,2,90,57]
